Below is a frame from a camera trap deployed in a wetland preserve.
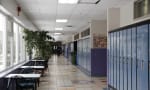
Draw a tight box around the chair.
[15,76,36,90]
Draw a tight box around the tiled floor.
[37,55,107,90]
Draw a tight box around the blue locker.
[77,41,79,65]
[110,33,114,86]
[81,40,83,67]
[131,27,137,90]
[88,39,91,72]
[82,40,86,69]
[119,30,124,90]
[123,30,127,90]
[85,39,88,71]
[107,33,110,86]
[87,38,91,72]
[79,40,82,66]
[137,24,148,90]
[127,28,132,90]
[116,31,120,90]
[108,33,111,86]
[149,24,150,90]
[113,32,117,89]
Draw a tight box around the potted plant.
[23,29,54,61]
[71,51,77,65]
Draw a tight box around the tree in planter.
[71,51,77,65]
[23,29,54,60]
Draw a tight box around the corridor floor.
[38,55,107,90]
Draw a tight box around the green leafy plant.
[23,29,54,60]
[71,51,77,65]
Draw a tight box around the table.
[21,65,45,76]
[31,60,45,62]
[20,66,44,69]
[5,74,41,78]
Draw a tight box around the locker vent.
[81,28,90,38]
[134,0,150,19]
[74,33,79,40]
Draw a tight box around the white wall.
[91,20,107,36]
[0,0,37,30]
[107,8,120,32]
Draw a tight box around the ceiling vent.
[66,25,73,28]
[78,0,101,4]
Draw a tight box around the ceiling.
[15,0,131,41]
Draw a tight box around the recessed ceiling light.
[58,0,79,4]
[55,28,63,30]
[56,19,68,23]
[54,33,62,35]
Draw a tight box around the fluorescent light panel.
[58,0,79,4]
[55,28,63,30]
[56,19,68,23]
[54,33,62,35]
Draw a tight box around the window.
[6,20,13,67]
[19,26,26,61]
[13,23,19,64]
[0,13,6,71]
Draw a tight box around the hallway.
[38,55,107,90]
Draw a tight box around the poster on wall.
[93,34,107,48]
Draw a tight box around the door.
[137,24,149,90]
[127,28,132,90]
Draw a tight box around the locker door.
[86,38,89,71]
[88,38,91,72]
[116,31,120,90]
[82,40,85,69]
[108,33,112,87]
[81,40,83,67]
[84,39,87,70]
[137,24,148,90]
[123,30,128,90]
[114,32,117,89]
[127,28,132,90]
[86,38,90,72]
[110,33,114,86]
[78,41,80,65]
[107,33,111,86]
[120,30,124,90]
[149,24,150,90]
[131,27,137,90]
[79,40,81,66]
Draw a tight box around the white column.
[107,8,120,32]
